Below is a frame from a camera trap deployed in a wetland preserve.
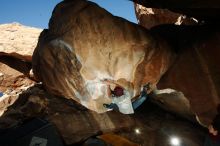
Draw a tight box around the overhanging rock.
[32,0,174,113]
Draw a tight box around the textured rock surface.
[0,23,42,61]
[0,23,37,113]
[150,25,220,126]
[0,23,37,114]
[132,0,220,8]
[32,0,174,113]
[0,62,34,116]
[0,1,217,145]
[135,1,220,125]
[132,0,220,23]
[136,1,220,125]
[0,55,33,77]
[0,23,41,77]
[135,5,197,29]
[0,85,206,145]
[150,88,197,123]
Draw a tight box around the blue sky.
[0,0,137,29]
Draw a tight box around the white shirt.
[112,90,134,114]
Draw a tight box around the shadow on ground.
[0,85,207,146]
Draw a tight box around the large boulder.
[134,0,220,125]
[0,23,39,116]
[135,4,197,29]
[0,62,34,116]
[150,25,220,126]
[0,85,206,145]
[0,23,42,76]
[0,23,42,61]
[132,0,220,23]
[32,0,174,113]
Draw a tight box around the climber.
[103,80,150,114]
[204,106,220,146]
[132,83,150,110]
[103,85,134,114]
[0,92,3,97]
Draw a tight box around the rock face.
[0,2,210,145]
[0,85,206,145]
[156,26,220,125]
[32,0,174,113]
[132,0,220,8]
[0,62,34,116]
[135,5,197,29]
[0,23,42,61]
[135,0,220,125]
[0,23,42,77]
[132,0,220,23]
[150,88,197,123]
[0,23,38,116]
